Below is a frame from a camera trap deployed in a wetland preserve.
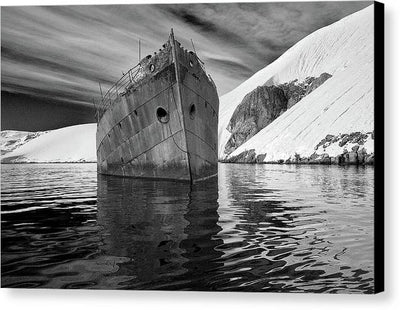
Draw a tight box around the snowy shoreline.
[220,155,374,165]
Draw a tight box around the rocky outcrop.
[310,131,374,165]
[223,131,374,165]
[305,73,332,95]
[222,149,257,163]
[314,131,372,152]
[279,80,305,109]
[278,73,333,109]
[224,73,332,155]
[224,86,287,155]
[282,150,374,165]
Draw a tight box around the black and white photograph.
[1,0,384,296]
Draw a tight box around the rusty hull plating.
[96,30,219,183]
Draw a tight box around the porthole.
[156,107,169,123]
[189,104,196,120]
[149,64,155,72]
[189,60,194,68]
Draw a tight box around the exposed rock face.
[224,73,333,155]
[311,131,374,165]
[279,73,333,109]
[222,149,257,163]
[224,86,287,155]
[314,132,371,151]
[305,73,332,95]
[279,81,305,109]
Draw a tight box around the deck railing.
[95,63,145,120]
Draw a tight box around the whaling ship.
[95,30,219,183]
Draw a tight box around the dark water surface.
[1,163,374,293]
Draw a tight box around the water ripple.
[1,163,374,293]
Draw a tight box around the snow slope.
[1,124,96,163]
[219,5,374,160]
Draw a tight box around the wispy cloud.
[1,2,371,107]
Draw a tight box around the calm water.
[1,163,374,293]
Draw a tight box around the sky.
[1,1,371,131]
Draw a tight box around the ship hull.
[96,37,219,183]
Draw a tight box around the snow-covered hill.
[1,124,96,163]
[219,5,374,162]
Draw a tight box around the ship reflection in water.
[1,163,374,293]
[96,174,223,290]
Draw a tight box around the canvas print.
[1,1,384,293]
